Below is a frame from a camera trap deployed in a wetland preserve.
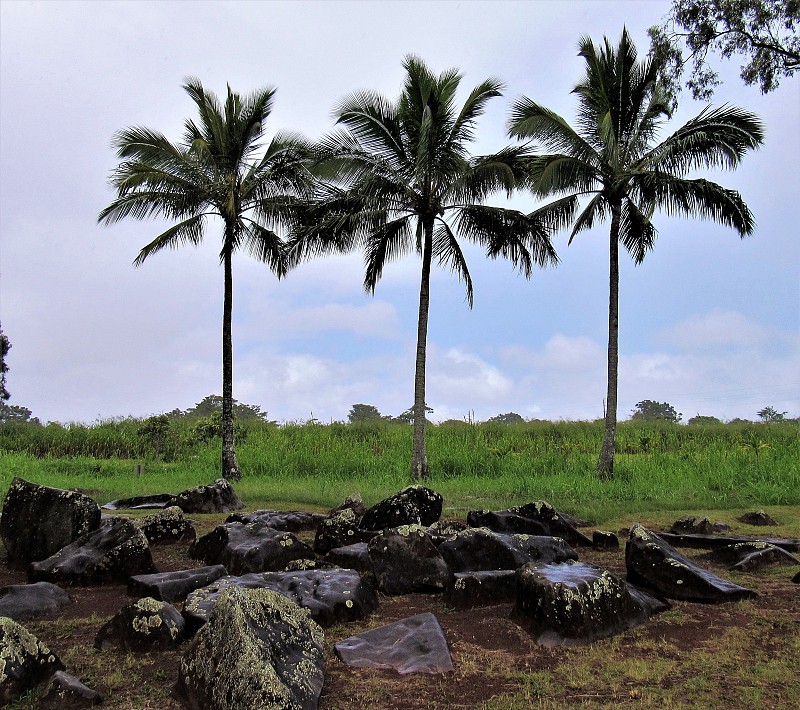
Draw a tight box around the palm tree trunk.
[411,221,434,480]
[597,202,621,480]
[221,240,241,481]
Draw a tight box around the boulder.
[0,616,64,705]
[168,478,244,514]
[669,516,716,535]
[360,486,443,531]
[793,570,800,584]
[313,508,376,554]
[324,543,374,577]
[443,570,517,609]
[737,510,778,527]
[189,522,314,574]
[329,495,366,518]
[515,560,669,647]
[94,597,185,651]
[508,502,593,547]
[592,530,619,551]
[183,568,377,634]
[39,670,103,708]
[175,587,325,710]
[102,493,174,510]
[0,582,71,621]
[128,566,229,603]
[625,524,757,603]
[28,517,157,586]
[702,542,800,572]
[335,612,453,675]
[438,528,578,573]
[226,509,326,532]
[135,506,195,544]
[466,510,548,536]
[368,527,453,595]
[1,478,101,565]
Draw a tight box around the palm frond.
[568,193,608,243]
[363,216,414,292]
[132,214,207,266]
[238,219,286,276]
[618,199,657,264]
[432,221,474,306]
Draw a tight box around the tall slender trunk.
[597,202,621,480]
[411,220,434,480]
[221,237,241,481]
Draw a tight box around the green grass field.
[1,418,797,524]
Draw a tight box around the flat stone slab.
[515,561,669,647]
[702,542,800,572]
[444,570,517,608]
[128,565,229,603]
[335,612,454,674]
[438,527,578,573]
[626,524,757,603]
[227,509,327,531]
[102,493,175,510]
[658,532,800,553]
[0,581,71,620]
[183,567,378,633]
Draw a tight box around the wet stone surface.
[0,581,72,621]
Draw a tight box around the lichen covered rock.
[136,506,195,544]
[175,587,325,710]
[703,541,800,572]
[168,479,244,514]
[189,522,314,574]
[360,486,443,531]
[515,560,669,646]
[1,478,101,565]
[626,524,757,602]
[94,597,185,651]
[313,507,376,554]
[0,616,64,704]
[368,528,453,595]
[28,517,157,586]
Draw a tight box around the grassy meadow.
[1,418,797,524]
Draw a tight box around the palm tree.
[99,79,312,480]
[290,55,567,480]
[508,28,763,479]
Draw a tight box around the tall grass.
[1,418,798,523]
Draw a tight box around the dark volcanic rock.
[466,510,548,536]
[329,494,367,517]
[360,485,443,531]
[335,612,453,675]
[368,527,453,595]
[793,570,800,584]
[592,530,620,551]
[324,542,374,576]
[703,542,800,572]
[510,502,593,547]
[168,478,244,514]
[94,597,185,651]
[0,617,65,705]
[625,524,757,602]
[0,582,71,620]
[737,510,778,527]
[658,531,800,552]
[515,560,669,647]
[183,568,377,633]
[438,528,578,573]
[313,508,376,554]
[669,516,716,535]
[136,505,195,544]
[39,670,103,708]
[175,587,325,710]
[227,509,327,531]
[443,570,517,608]
[1,477,101,565]
[128,565,228,603]
[102,493,175,510]
[28,517,157,586]
[189,522,314,574]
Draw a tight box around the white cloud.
[654,310,768,351]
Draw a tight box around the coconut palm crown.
[99,78,313,480]
[509,28,764,479]
[290,55,569,479]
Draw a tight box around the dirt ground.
[2,514,799,709]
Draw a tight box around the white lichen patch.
[135,597,165,613]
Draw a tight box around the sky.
[1,0,798,425]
